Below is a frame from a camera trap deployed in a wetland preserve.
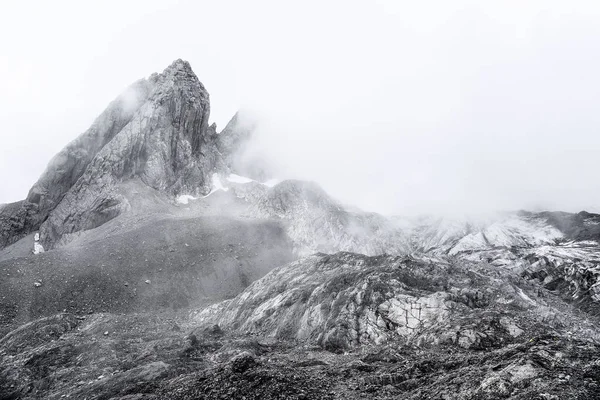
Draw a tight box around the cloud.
[1,0,599,215]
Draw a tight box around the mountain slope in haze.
[192,196,600,348]
[0,59,295,334]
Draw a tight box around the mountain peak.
[163,58,194,74]
[151,59,205,90]
[0,60,252,249]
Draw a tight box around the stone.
[230,351,257,373]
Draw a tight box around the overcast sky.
[1,0,599,215]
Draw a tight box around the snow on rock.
[261,179,281,187]
[33,232,44,255]
[449,215,563,255]
[448,232,489,255]
[211,173,229,193]
[33,242,44,255]
[200,173,230,198]
[225,173,281,188]
[176,195,198,205]
[177,173,232,203]
[226,174,254,184]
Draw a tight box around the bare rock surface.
[193,252,600,351]
[2,302,600,399]
[38,59,220,248]
[0,60,248,250]
[246,180,409,256]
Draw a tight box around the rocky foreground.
[2,247,600,399]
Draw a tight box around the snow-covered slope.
[448,214,563,255]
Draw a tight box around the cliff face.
[26,79,154,217]
[38,59,221,246]
[0,79,152,250]
[0,59,247,249]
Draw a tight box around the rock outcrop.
[38,60,221,247]
[0,78,153,250]
[194,251,599,351]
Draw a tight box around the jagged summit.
[159,58,196,75]
[0,59,248,249]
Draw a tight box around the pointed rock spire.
[0,59,246,249]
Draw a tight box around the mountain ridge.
[0,59,252,250]
[1,59,600,399]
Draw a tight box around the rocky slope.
[202,175,600,260]
[0,180,294,336]
[3,246,600,399]
[189,203,600,349]
[3,310,600,400]
[193,251,599,350]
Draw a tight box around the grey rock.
[229,351,257,373]
[246,179,409,256]
[195,251,600,351]
[39,60,220,247]
[0,59,254,249]
[0,78,152,250]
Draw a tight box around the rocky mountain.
[1,59,600,399]
[0,59,252,250]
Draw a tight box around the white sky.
[1,0,599,215]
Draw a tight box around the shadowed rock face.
[0,60,248,249]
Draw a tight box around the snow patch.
[176,194,197,205]
[212,173,229,192]
[177,174,282,202]
[177,174,230,203]
[33,232,44,255]
[262,179,281,187]
[225,174,280,188]
[200,173,231,199]
[449,215,563,254]
[226,174,254,184]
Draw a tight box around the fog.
[1,0,599,215]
